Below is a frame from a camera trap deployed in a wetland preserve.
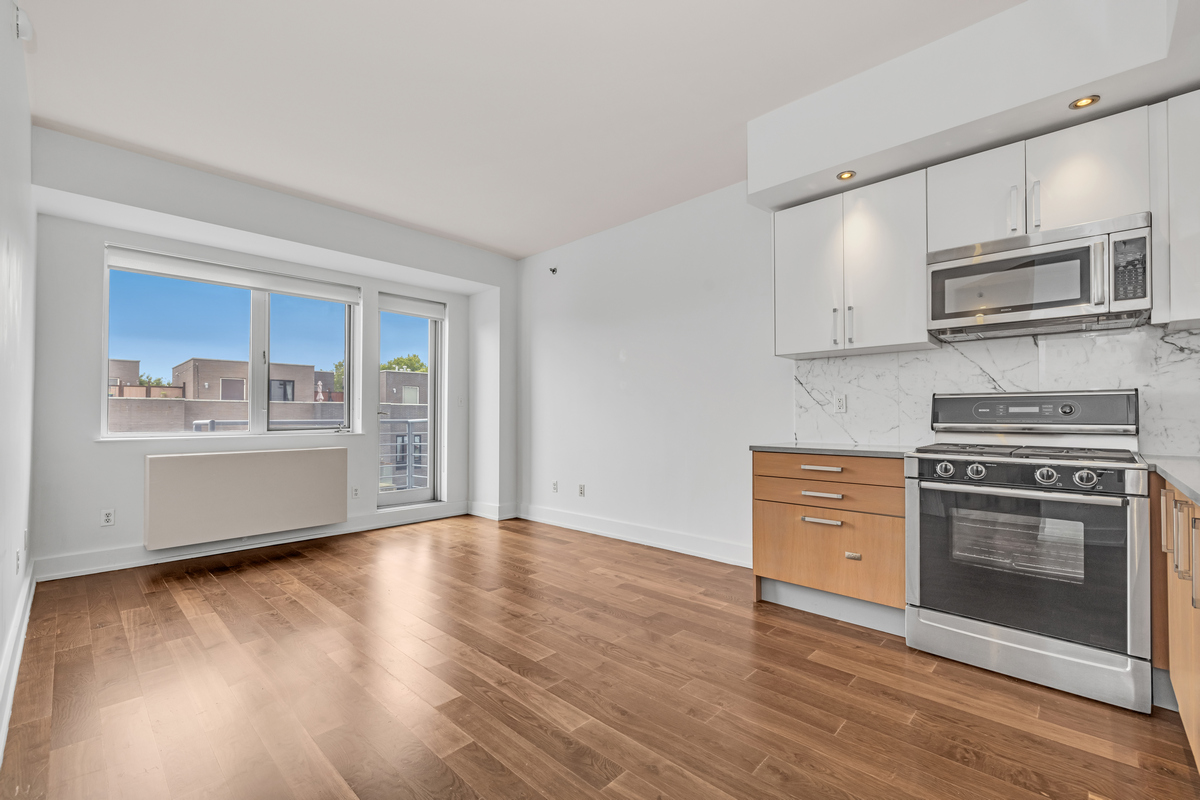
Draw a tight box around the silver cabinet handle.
[1008,185,1019,232]
[1163,489,1175,553]
[1091,241,1106,306]
[1192,517,1199,608]
[847,305,855,345]
[1032,180,1042,228]
[845,552,862,561]
[801,490,843,499]
[1176,501,1192,579]
[831,307,839,346]
[801,516,842,526]
[801,464,843,472]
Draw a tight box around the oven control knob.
[935,461,956,478]
[1035,466,1059,485]
[966,463,987,480]
[1074,469,1099,488]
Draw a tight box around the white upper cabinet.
[774,195,843,358]
[927,142,1026,253]
[773,172,937,360]
[843,171,935,353]
[1025,106,1151,232]
[1168,88,1200,329]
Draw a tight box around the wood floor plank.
[2,515,1198,800]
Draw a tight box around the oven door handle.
[918,481,1126,506]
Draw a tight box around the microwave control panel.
[1113,235,1148,301]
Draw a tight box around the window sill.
[94,430,365,443]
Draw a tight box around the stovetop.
[913,443,1141,465]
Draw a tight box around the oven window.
[919,486,1128,653]
[931,245,1092,321]
[949,508,1084,584]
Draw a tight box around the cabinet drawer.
[753,475,904,517]
[752,500,905,608]
[753,451,903,487]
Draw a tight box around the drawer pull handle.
[801,490,843,499]
[801,516,842,526]
[845,552,862,561]
[801,465,843,472]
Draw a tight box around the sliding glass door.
[377,296,442,506]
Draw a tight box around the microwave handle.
[1092,241,1106,306]
[1008,185,1019,233]
[1031,180,1041,228]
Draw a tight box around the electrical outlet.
[578,484,585,497]
[100,509,115,527]
[834,394,847,413]
[552,481,558,493]
[351,487,360,499]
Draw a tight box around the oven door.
[910,480,1147,657]
[928,235,1107,329]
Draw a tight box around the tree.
[380,354,427,373]
[139,373,166,386]
[332,360,344,392]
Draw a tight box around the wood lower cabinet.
[1164,477,1200,763]
[752,451,905,608]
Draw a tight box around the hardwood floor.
[2,515,1199,799]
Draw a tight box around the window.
[104,246,358,436]
[267,293,348,431]
[220,378,246,401]
[269,379,295,402]
[378,294,442,506]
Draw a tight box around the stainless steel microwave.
[927,214,1151,342]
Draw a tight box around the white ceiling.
[20,0,1021,258]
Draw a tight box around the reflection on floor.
[2,515,1198,799]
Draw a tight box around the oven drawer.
[753,452,904,487]
[753,475,904,517]
[752,500,905,608]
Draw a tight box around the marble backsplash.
[794,325,1200,456]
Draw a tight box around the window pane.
[268,294,348,430]
[379,311,431,497]
[107,270,250,433]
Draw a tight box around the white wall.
[0,13,37,762]
[33,127,521,527]
[30,216,475,578]
[28,129,522,577]
[517,182,794,566]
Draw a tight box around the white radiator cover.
[144,447,348,550]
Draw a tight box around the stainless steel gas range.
[905,389,1151,712]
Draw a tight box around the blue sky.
[109,270,430,381]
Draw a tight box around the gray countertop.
[1146,454,1200,505]
[750,442,913,459]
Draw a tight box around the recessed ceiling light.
[837,171,856,181]
[1069,95,1100,110]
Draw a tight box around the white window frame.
[101,245,361,438]
[377,293,444,506]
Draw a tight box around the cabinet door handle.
[1163,489,1176,553]
[1032,180,1042,228]
[847,305,855,345]
[1091,241,1106,306]
[845,552,862,561]
[802,490,843,499]
[801,516,842,526]
[1008,185,1019,233]
[1175,501,1189,575]
[1192,517,1199,608]
[831,307,839,346]
[801,464,842,472]
[1179,502,1194,580]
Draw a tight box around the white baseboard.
[0,570,36,769]
[468,501,519,520]
[33,500,468,582]
[518,504,751,567]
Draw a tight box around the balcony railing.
[379,417,429,493]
